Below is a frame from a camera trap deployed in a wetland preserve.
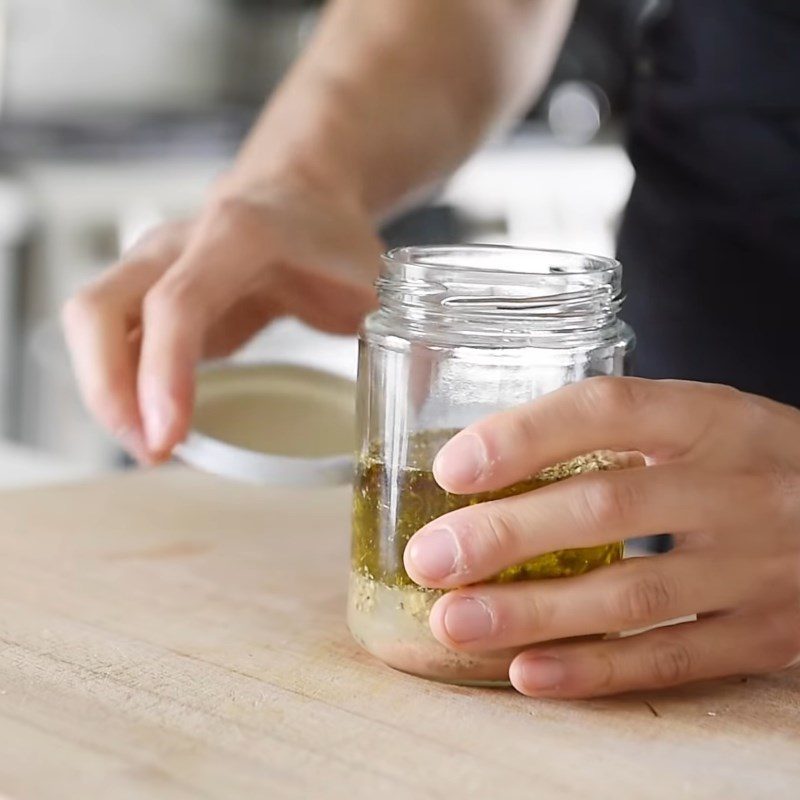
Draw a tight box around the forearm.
[224,0,576,216]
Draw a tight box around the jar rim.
[382,244,620,280]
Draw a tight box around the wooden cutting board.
[0,468,797,799]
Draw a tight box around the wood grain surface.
[0,468,797,799]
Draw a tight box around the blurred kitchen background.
[0,0,650,485]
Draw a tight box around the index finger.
[62,222,190,463]
[136,200,283,455]
[432,377,740,494]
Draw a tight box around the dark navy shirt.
[617,0,800,407]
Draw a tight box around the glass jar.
[348,245,635,685]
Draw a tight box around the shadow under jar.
[348,245,635,685]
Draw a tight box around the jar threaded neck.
[376,245,624,342]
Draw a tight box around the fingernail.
[143,395,175,453]
[433,433,487,487]
[406,527,461,582]
[443,597,493,643]
[516,656,566,691]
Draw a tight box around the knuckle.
[520,591,552,635]
[212,195,267,239]
[577,476,640,531]
[611,571,676,627]
[648,639,694,686]
[590,650,618,695]
[61,289,103,328]
[130,222,181,260]
[215,194,253,219]
[580,376,640,418]
[125,219,190,263]
[143,277,198,322]
[706,382,745,407]
[507,405,540,446]
[733,390,775,437]
[480,507,521,564]
[141,286,171,320]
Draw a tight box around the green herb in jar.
[352,429,623,587]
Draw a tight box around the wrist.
[212,148,360,207]
[215,74,372,213]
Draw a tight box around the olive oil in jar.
[347,430,624,685]
[352,429,623,587]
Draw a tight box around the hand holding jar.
[348,245,800,696]
[406,377,800,697]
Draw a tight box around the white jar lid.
[175,361,356,487]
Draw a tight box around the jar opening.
[383,244,619,277]
[377,244,624,342]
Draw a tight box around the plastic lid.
[175,362,356,487]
